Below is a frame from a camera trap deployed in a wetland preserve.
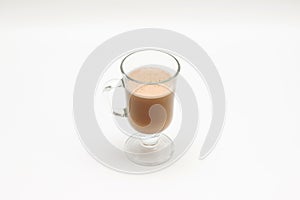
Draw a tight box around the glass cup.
[104,48,180,166]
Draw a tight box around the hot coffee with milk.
[126,67,174,134]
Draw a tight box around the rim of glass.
[120,48,181,85]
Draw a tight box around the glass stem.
[140,134,160,148]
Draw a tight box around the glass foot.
[124,133,174,166]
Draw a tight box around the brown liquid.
[126,67,174,134]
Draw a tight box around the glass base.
[124,134,174,166]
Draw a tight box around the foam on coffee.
[128,67,172,98]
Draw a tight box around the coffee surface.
[128,67,172,98]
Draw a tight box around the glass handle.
[102,79,127,117]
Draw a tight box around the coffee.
[126,67,174,134]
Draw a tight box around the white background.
[1,1,300,199]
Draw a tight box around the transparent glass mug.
[103,48,180,166]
